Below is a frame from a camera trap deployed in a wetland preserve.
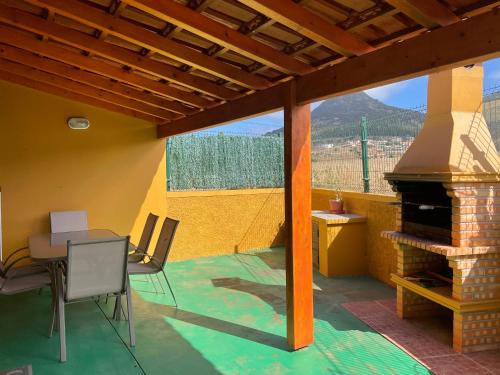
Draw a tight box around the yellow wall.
[0,81,166,259]
[312,189,398,286]
[0,79,397,284]
[166,188,285,260]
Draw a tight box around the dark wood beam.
[238,0,374,56]
[27,0,272,89]
[124,0,314,75]
[157,7,500,137]
[284,80,314,350]
[386,0,461,28]
[0,70,161,123]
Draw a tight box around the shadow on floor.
[144,303,289,351]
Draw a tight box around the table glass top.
[29,229,118,261]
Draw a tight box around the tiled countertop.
[311,210,366,225]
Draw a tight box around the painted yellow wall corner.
[0,81,166,259]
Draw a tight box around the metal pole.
[360,116,370,193]
[166,137,172,192]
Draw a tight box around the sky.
[205,57,500,135]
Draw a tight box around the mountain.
[267,92,425,144]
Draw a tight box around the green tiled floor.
[0,248,431,374]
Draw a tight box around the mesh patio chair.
[50,211,88,233]
[0,247,46,279]
[0,257,51,295]
[128,213,159,263]
[127,217,179,307]
[50,236,134,362]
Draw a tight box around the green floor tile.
[0,248,431,375]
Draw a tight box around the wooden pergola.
[0,0,499,350]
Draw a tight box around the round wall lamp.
[67,117,90,130]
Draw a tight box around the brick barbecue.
[383,65,500,353]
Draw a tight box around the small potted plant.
[328,191,344,214]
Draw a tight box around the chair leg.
[126,275,136,347]
[148,274,159,294]
[57,267,67,362]
[49,284,57,338]
[114,294,122,321]
[155,273,166,295]
[48,266,57,338]
[161,270,178,308]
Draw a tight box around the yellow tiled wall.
[166,188,285,260]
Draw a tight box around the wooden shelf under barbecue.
[391,274,500,313]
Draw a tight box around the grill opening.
[395,181,452,244]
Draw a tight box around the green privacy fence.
[167,132,284,191]
[167,86,500,193]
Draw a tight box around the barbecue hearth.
[383,65,500,353]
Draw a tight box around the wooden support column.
[284,81,314,350]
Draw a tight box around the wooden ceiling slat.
[27,0,272,89]
[238,0,375,56]
[0,57,176,120]
[0,25,199,115]
[123,0,314,75]
[386,0,461,28]
[0,70,162,123]
[0,43,181,113]
[157,7,500,137]
[0,3,238,101]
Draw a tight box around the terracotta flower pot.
[328,199,344,214]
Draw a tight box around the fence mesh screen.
[312,106,426,193]
[168,132,284,191]
[167,87,500,193]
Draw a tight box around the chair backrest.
[136,213,159,254]
[65,236,129,301]
[150,217,179,270]
[50,211,88,233]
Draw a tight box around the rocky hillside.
[268,92,424,144]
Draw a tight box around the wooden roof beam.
[0,25,197,116]
[0,3,237,101]
[0,70,161,123]
[26,0,272,90]
[0,43,182,114]
[158,83,287,137]
[238,0,375,56]
[386,0,461,29]
[158,8,500,137]
[123,0,314,75]
[0,43,182,113]
[0,57,177,120]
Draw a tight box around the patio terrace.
[0,248,431,375]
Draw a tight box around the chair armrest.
[142,254,162,269]
[3,255,33,278]
[4,247,29,266]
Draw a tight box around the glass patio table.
[28,229,119,262]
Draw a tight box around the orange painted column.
[284,81,314,350]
